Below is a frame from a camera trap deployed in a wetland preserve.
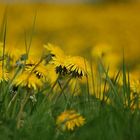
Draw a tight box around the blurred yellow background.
[0,2,140,70]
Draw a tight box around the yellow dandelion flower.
[53,55,89,78]
[25,60,48,81]
[52,54,66,67]
[13,71,43,90]
[65,56,88,78]
[44,43,69,76]
[45,64,58,84]
[55,65,68,76]
[51,55,69,76]
[56,110,85,131]
[44,43,89,78]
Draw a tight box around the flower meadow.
[0,3,140,140]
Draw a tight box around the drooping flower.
[25,59,48,81]
[52,55,69,76]
[65,56,88,78]
[44,64,58,84]
[44,43,89,78]
[13,71,43,90]
[44,43,69,76]
[56,110,85,131]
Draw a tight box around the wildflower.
[65,56,88,78]
[13,71,43,90]
[44,43,89,78]
[44,43,69,76]
[53,55,88,78]
[52,55,68,76]
[56,110,85,131]
[45,64,58,84]
[25,59,48,81]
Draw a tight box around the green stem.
[16,91,30,129]
[7,92,18,113]
[53,77,72,105]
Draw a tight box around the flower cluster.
[0,43,88,92]
[44,43,89,78]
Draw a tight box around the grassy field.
[0,2,140,140]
